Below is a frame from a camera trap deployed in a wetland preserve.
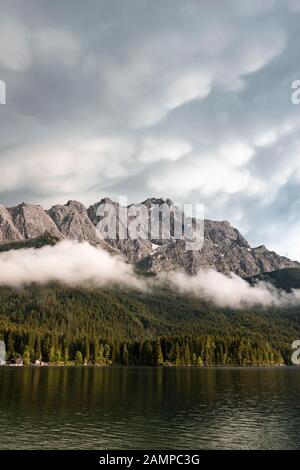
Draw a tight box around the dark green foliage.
[0,283,299,366]
[247,268,300,292]
[0,232,59,253]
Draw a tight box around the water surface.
[0,366,299,449]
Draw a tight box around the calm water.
[0,366,300,449]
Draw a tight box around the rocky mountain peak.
[65,200,87,212]
[0,197,298,278]
[204,219,250,249]
[141,197,174,208]
[7,202,62,240]
[0,205,23,243]
[47,200,118,253]
[48,200,100,244]
[86,198,299,277]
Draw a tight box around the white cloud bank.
[1,242,300,310]
[0,241,145,290]
[163,270,300,309]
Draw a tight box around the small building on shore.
[7,357,23,366]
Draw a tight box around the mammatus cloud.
[1,242,300,309]
[0,1,300,257]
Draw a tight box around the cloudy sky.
[0,0,300,258]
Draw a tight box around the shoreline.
[0,363,291,369]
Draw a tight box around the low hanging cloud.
[1,241,300,309]
[162,269,300,309]
[0,241,146,290]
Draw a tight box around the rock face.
[135,221,298,277]
[48,200,100,244]
[88,198,154,264]
[47,200,117,254]
[6,203,62,241]
[88,198,299,277]
[0,205,23,243]
[0,197,298,277]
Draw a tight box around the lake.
[0,366,299,449]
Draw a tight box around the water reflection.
[0,367,300,449]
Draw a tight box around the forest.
[0,282,299,366]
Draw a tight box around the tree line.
[0,283,298,366]
[0,330,287,366]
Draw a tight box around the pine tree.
[23,345,31,365]
[104,344,111,361]
[122,343,129,365]
[35,336,42,360]
[175,342,180,366]
[7,332,14,358]
[155,339,164,366]
[98,343,104,364]
[184,342,190,366]
[92,337,99,364]
[197,356,203,367]
[55,348,62,363]
[49,346,56,364]
[84,338,90,363]
[192,353,197,365]
[75,350,83,365]
[63,346,69,363]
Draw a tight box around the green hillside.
[0,233,59,252]
[248,268,300,292]
[0,283,299,366]
[0,239,299,366]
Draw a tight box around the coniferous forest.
[0,282,299,366]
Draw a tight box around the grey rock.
[48,200,119,254]
[0,205,23,243]
[0,197,298,278]
[88,198,152,262]
[7,203,62,240]
[48,200,100,244]
[89,198,299,277]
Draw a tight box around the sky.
[0,0,300,259]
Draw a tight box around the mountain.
[1,198,299,368]
[0,197,298,277]
[47,200,117,254]
[0,205,23,243]
[7,202,62,240]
